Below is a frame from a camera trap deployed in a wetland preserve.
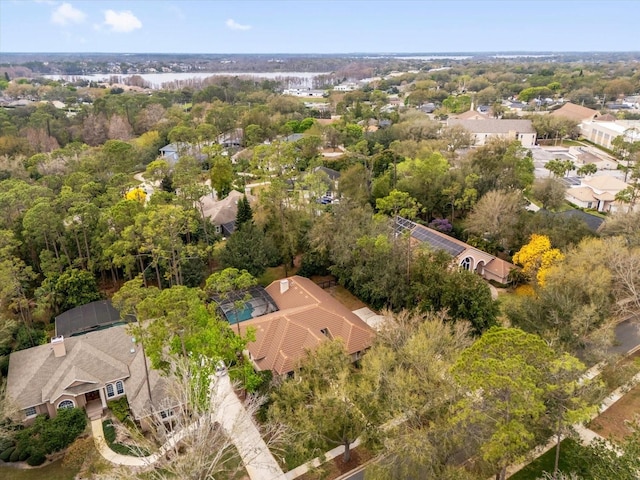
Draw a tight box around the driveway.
[610,313,640,355]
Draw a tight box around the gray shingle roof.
[7,325,167,418]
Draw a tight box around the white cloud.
[225,19,251,31]
[103,9,142,33]
[51,2,86,26]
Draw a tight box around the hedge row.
[0,407,86,466]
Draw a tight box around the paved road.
[611,313,640,355]
[343,470,365,480]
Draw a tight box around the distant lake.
[44,71,331,89]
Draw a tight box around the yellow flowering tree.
[125,187,146,204]
[512,234,564,287]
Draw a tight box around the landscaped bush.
[103,420,116,444]
[102,420,148,457]
[18,448,29,461]
[26,448,46,466]
[0,446,15,462]
[107,397,131,424]
[1,408,88,464]
[41,407,87,452]
[9,447,20,462]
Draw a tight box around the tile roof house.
[453,110,490,120]
[550,102,600,123]
[446,118,537,147]
[238,276,375,376]
[565,175,631,212]
[6,325,176,426]
[395,216,516,285]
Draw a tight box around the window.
[460,257,472,271]
[107,381,124,398]
[160,409,174,419]
[58,400,74,410]
[24,406,37,417]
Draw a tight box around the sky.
[0,0,638,54]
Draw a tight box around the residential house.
[282,88,327,98]
[333,82,359,92]
[395,217,516,285]
[199,190,254,237]
[452,109,489,121]
[237,276,375,376]
[550,102,601,124]
[565,175,630,212]
[158,142,208,166]
[6,325,177,429]
[446,118,537,147]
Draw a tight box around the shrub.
[42,407,87,453]
[26,449,46,466]
[101,420,148,457]
[102,420,116,444]
[107,397,131,424]
[0,446,15,462]
[18,448,29,461]
[9,448,20,462]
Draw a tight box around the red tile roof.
[238,276,374,375]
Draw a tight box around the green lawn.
[0,460,79,480]
[510,439,582,480]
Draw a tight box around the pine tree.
[235,195,253,227]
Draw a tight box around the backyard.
[0,460,79,480]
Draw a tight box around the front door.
[85,390,100,402]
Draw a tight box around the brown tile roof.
[454,110,489,120]
[550,103,599,123]
[238,276,374,375]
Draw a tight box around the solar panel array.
[562,177,582,186]
[411,227,465,256]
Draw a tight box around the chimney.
[51,336,66,357]
[280,279,290,294]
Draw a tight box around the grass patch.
[258,264,299,286]
[0,459,79,480]
[510,439,581,480]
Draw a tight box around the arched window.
[58,399,74,410]
[106,383,115,398]
[116,380,124,395]
[460,257,472,271]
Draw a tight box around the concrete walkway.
[214,374,286,480]
[91,373,286,480]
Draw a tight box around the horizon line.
[2,50,640,56]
